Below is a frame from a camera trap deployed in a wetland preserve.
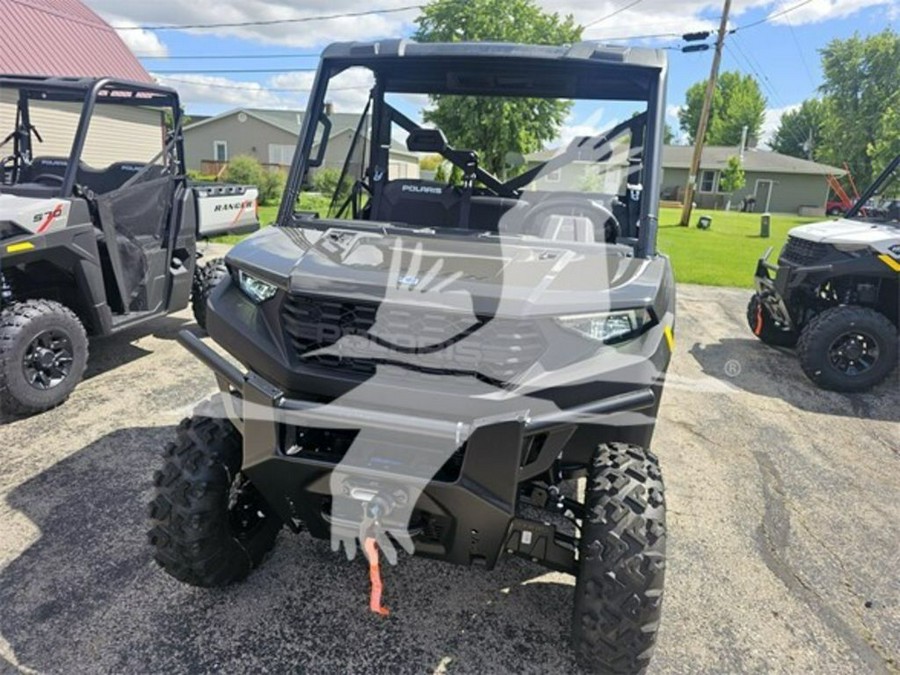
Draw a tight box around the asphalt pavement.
[0,282,897,674]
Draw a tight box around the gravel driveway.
[1,282,897,674]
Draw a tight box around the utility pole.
[679,0,733,226]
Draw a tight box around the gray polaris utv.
[0,76,259,415]
[149,41,675,673]
[750,154,899,392]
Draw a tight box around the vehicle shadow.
[688,337,900,423]
[0,426,583,674]
[84,314,196,381]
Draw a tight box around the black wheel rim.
[827,330,879,376]
[228,474,269,538]
[22,329,74,390]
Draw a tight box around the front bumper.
[178,329,657,571]
[753,246,833,329]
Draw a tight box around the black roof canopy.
[0,75,179,107]
[320,40,667,101]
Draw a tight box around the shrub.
[259,169,286,206]
[187,169,216,182]
[221,155,284,205]
[311,167,342,196]
[221,155,264,189]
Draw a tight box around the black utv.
[750,155,899,392]
[149,41,676,673]
[0,76,259,415]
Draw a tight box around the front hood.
[0,193,72,235]
[227,224,665,316]
[790,218,899,249]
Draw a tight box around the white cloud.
[91,0,895,112]
[151,74,291,109]
[666,104,682,119]
[110,19,168,57]
[85,0,419,47]
[270,67,375,113]
[759,103,801,147]
[765,0,894,25]
[88,0,894,54]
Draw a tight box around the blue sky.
[88,0,897,147]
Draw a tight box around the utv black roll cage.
[278,40,668,257]
[0,75,185,194]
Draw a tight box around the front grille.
[281,294,547,384]
[779,236,830,265]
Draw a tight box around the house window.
[268,143,295,166]
[699,169,717,193]
[213,141,228,162]
[545,168,561,183]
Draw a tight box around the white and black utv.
[0,76,259,415]
[149,41,675,673]
[750,155,899,392]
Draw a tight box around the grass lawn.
[216,200,823,289]
[657,207,821,288]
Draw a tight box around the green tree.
[718,155,746,208]
[419,154,444,171]
[816,29,900,186]
[413,0,581,175]
[678,71,767,146]
[664,123,675,145]
[770,99,825,159]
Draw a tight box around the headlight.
[555,309,651,344]
[237,269,278,303]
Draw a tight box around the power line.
[779,1,818,87]
[153,67,319,74]
[153,75,367,94]
[583,0,644,28]
[723,40,812,153]
[115,5,422,30]
[137,52,322,60]
[732,0,816,32]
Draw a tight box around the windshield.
[292,61,657,249]
[849,160,900,226]
[2,84,173,191]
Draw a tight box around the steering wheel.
[32,173,65,186]
[521,198,621,243]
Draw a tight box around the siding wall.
[660,167,830,214]
[184,113,420,178]
[182,115,297,171]
[1,89,164,167]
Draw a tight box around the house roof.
[524,143,845,176]
[183,107,365,137]
[0,0,151,82]
[310,126,418,161]
[662,145,845,176]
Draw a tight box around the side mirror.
[406,128,448,153]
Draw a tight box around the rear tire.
[0,299,88,416]
[148,406,281,587]
[797,305,898,392]
[571,443,666,674]
[747,294,797,347]
[191,258,228,331]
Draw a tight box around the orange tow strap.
[754,304,764,336]
[364,537,390,616]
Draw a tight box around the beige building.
[182,107,420,179]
